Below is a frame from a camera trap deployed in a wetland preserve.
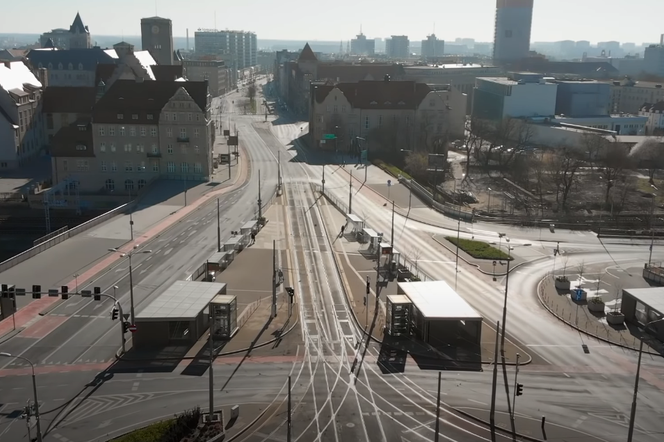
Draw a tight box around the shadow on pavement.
[181,340,229,377]
[377,335,407,374]
[109,345,190,373]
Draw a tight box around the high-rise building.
[386,35,410,59]
[350,32,375,56]
[644,44,664,77]
[493,0,533,63]
[141,17,174,65]
[421,35,444,60]
[194,30,258,70]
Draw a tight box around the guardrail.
[33,226,68,247]
[0,203,131,274]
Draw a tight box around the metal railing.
[33,226,68,247]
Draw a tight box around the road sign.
[360,149,368,163]
[387,179,392,187]
[123,313,130,320]
[323,133,337,140]
[128,324,137,333]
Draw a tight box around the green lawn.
[112,419,174,442]
[445,237,512,260]
[372,160,412,180]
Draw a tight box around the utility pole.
[278,151,282,192]
[390,201,395,272]
[500,257,516,440]
[434,371,441,442]
[348,170,353,214]
[365,276,370,327]
[258,169,263,221]
[454,213,461,291]
[489,320,500,442]
[209,307,215,422]
[511,353,521,429]
[228,140,232,180]
[287,375,292,442]
[217,198,221,252]
[271,239,277,318]
[322,165,325,195]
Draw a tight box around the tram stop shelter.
[621,287,664,341]
[345,214,364,234]
[133,281,228,349]
[396,280,483,350]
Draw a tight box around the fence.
[402,178,474,222]
[312,183,434,284]
[0,202,131,274]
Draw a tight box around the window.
[76,159,89,171]
[151,144,158,154]
[167,144,173,154]
[167,128,173,137]
[111,161,117,172]
[119,127,125,136]
[181,145,187,154]
[105,179,115,191]
[124,161,133,172]
[78,63,83,70]
[342,105,346,113]
[379,115,383,127]
[364,116,369,129]
[101,161,108,172]
[334,105,338,113]
[147,114,154,120]
[150,127,157,137]
[188,113,192,121]
[58,63,63,70]
[140,127,146,137]
[68,63,73,70]
[152,162,159,172]
[167,162,175,173]
[181,162,189,173]
[194,128,199,138]
[138,161,146,172]
[137,144,146,152]
[125,179,134,191]
[505,30,513,38]
[124,143,132,152]
[180,128,187,138]
[117,114,124,120]
[110,143,116,152]
[109,126,115,136]
[130,127,136,137]
[194,146,200,154]
[132,114,138,120]
[194,162,202,173]
[173,113,178,121]
[196,114,201,121]
[100,142,106,152]
[138,179,147,190]
[98,126,105,136]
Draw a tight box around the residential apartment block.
[0,61,46,169]
[194,30,258,71]
[639,102,664,135]
[609,79,664,114]
[51,79,213,193]
[385,36,410,59]
[350,32,375,56]
[309,79,466,152]
[182,60,230,96]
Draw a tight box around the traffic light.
[32,285,41,299]
[111,307,119,320]
[366,278,371,294]
[61,285,69,300]
[93,287,101,301]
[122,321,130,333]
[285,287,295,302]
[516,383,524,396]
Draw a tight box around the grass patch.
[636,178,664,204]
[112,419,174,442]
[445,237,512,260]
[372,159,412,180]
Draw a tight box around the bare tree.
[464,117,487,175]
[246,83,257,102]
[628,138,664,184]
[597,144,631,204]
[410,247,422,277]
[550,145,584,211]
[473,117,535,170]
[404,152,429,182]
[581,133,606,173]
[531,150,550,216]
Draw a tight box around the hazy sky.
[1,0,662,44]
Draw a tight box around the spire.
[70,12,89,34]
[298,43,317,62]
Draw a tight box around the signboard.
[223,129,230,136]
[228,136,239,146]
[129,324,137,333]
[361,149,368,163]
[323,134,337,140]
[427,153,446,171]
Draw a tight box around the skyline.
[0,0,662,45]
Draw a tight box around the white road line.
[468,399,487,406]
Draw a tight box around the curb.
[0,327,24,344]
[317,191,531,367]
[535,278,661,357]
[451,407,543,442]
[431,236,528,277]
[115,318,299,362]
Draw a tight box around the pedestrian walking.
[340,225,345,237]
[250,232,256,244]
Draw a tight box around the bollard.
[230,405,240,420]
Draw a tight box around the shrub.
[445,237,512,260]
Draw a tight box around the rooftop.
[51,121,95,158]
[42,86,96,113]
[314,80,432,110]
[398,280,482,320]
[0,61,42,93]
[405,63,498,70]
[624,287,664,314]
[136,280,227,321]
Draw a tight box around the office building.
[552,80,611,117]
[350,32,376,56]
[141,17,175,66]
[609,79,664,114]
[421,35,444,60]
[386,36,410,59]
[644,44,664,78]
[493,0,534,63]
[194,30,258,71]
[183,60,230,96]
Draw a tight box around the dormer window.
[58,63,63,70]
[370,101,377,105]
[75,144,87,151]
[117,113,124,119]
[68,63,73,70]
[38,63,43,69]
[47,63,53,70]
[398,101,406,105]
[147,114,154,120]
[78,63,83,70]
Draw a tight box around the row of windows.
[98,143,201,154]
[98,126,200,138]
[105,179,148,192]
[38,62,85,71]
[163,112,202,122]
[94,161,203,173]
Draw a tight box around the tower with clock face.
[140,17,174,65]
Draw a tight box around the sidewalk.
[0,145,250,339]
[316,195,530,369]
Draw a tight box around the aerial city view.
[1,0,664,441]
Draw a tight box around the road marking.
[572,416,588,428]
[132,381,140,392]
[164,247,173,256]
[468,399,487,406]
[137,369,143,378]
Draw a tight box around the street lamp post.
[0,353,42,442]
[627,318,664,442]
[109,245,152,325]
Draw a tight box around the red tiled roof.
[316,80,431,110]
[51,121,95,158]
[298,43,317,62]
[42,86,96,114]
[92,79,208,125]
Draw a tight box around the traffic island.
[431,235,527,277]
